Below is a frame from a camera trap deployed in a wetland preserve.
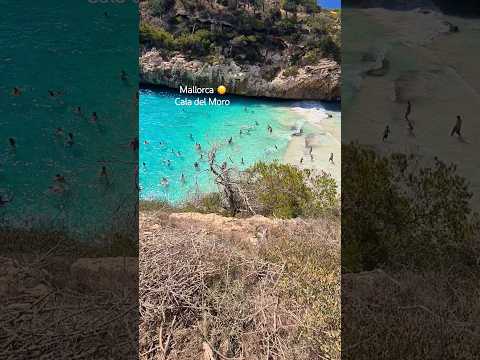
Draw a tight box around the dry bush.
[140,213,340,359]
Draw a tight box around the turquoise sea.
[0,1,138,237]
[140,87,338,203]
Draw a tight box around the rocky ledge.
[140,50,341,101]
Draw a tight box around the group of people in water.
[6,69,133,199]
[382,101,465,142]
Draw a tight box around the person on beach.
[300,157,304,164]
[309,146,313,155]
[329,152,334,164]
[9,137,16,149]
[405,101,411,121]
[12,87,21,96]
[450,115,463,138]
[310,154,314,162]
[221,161,227,171]
[382,125,390,142]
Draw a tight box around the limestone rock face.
[140,50,341,101]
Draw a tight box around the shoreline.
[283,104,341,187]
[344,8,480,206]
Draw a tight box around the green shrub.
[283,65,299,77]
[342,144,480,272]
[243,162,337,219]
[140,23,175,49]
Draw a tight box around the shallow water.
[140,87,337,203]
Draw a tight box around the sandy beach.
[284,104,341,188]
[344,8,480,205]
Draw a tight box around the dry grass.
[140,212,340,360]
[343,269,480,359]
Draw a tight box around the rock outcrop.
[140,50,341,101]
[141,211,309,246]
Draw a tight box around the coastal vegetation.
[140,0,340,67]
[342,144,480,359]
[140,159,340,359]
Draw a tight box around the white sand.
[345,9,480,206]
[283,104,341,188]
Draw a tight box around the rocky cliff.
[140,50,340,100]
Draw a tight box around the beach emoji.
[217,85,226,95]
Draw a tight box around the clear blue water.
[0,1,138,237]
[140,87,335,203]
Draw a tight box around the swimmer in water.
[180,173,185,183]
[12,87,21,96]
[144,140,149,145]
[161,177,169,187]
[55,128,64,137]
[194,161,199,169]
[189,134,194,141]
[74,106,83,116]
[130,137,139,152]
[255,121,259,126]
[9,138,16,149]
[274,145,278,150]
[121,69,128,81]
[66,133,74,146]
[241,157,245,165]
[143,162,146,167]
[221,161,227,171]
[91,112,98,123]
[267,125,273,134]
[228,137,233,144]
[0,194,13,207]
[100,165,108,177]
[177,151,182,157]
[195,143,202,151]
[54,174,66,183]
